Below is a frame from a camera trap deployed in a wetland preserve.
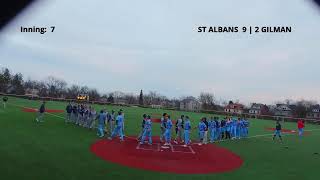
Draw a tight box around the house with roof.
[180,96,201,112]
[249,103,269,115]
[274,104,292,117]
[306,104,320,119]
[224,102,244,114]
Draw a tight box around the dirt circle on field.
[90,136,243,174]
[22,107,64,113]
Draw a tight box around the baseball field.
[1,97,319,180]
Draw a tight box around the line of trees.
[0,67,222,109]
[1,67,318,117]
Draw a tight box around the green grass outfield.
[1,97,320,180]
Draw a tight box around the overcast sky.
[0,0,320,105]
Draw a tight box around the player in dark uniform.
[137,114,147,141]
[2,96,8,108]
[273,121,283,142]
[71,104,78,123]
[65,102,73,123]
[36,101,46,123]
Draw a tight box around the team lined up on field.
[64,102,125,140]
[61,102,251,145]
[32,101,306,145]
[137,113,250,147]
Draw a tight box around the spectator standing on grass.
[65,102,73,123]
[2,96,8,108]
[36,101,46,123]
[71,104,78,123]
[297,119,305,137]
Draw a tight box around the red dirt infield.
[22,107,64,113]
[90,136,243,174]
[265,127,310,135]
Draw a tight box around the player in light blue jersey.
[160,113,167,142]
[236,118,242,139]
[214,117,221,141]
[198,118,207,146]
[164,115,172,145]
[108,111,124,141]
[183,116,191,147]
[231,117,238,139]
[174,115,185,144]
[96,110,107,138]
[208,117,216,143]
[140,115,152,145]
[239,118,245,138]
[225,118,232,139]
[243,118,249,137]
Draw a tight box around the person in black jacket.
[36,101,46,123]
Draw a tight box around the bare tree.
[80,86,89,94]
[67,85,81,98]
[143,91,165,105]
[88,88,100,101]
[198,92,215,110]
[294,99,317,118]
[45,76,67,98]
[125,93,138,104]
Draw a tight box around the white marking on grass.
[189,146,196,154]
[171,144,195,154]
